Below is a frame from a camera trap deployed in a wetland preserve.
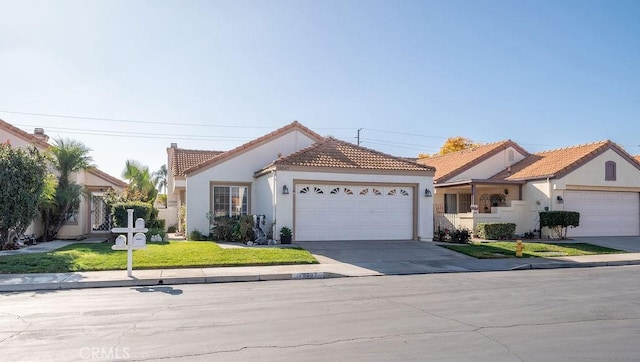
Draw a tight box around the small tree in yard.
[540,211,580,239]
[0,143,48,250]
[40,138,93,241]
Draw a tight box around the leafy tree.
[0,143,48,249]
[122,160,157,203]
[418,136,478,158]
[41,138,94,241]
[152,164,168,194]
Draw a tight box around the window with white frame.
[212,185,248,217]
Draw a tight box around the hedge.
[111,202,153,228]
[475,223,516,240]
[540,211,580,239]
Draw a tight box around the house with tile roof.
[167,121,436,241]
[418,140,640,237]
[0,118,127,239]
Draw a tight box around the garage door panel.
[564,191,639,237]
[295,183,414,241]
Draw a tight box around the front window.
[212,185,248,217]
[459,193,472,213]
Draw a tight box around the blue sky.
[1,0,638,180]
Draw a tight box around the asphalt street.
[2,266,640,361]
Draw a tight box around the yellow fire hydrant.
[516,240,524,257]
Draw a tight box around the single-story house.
[0,118,127,239]
[167,121,436,241]
[418,140,640,237]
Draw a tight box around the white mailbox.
[112,235,127,250]
[110,209,149,277]
[132,232,147,249]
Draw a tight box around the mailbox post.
[111,209,149,277]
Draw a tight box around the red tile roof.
[88,168,128,188]
[0,118,51,149]
[271,137,435,172]
[184,121,324,175]
[417,140,528,182]
[491,140,640,181]
[169,147,224,177]
[1,118,126,187]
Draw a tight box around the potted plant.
[279,226,292,244]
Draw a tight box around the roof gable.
[184,121,324,175]
[417,140,528,182]
[491,140,640,181]
[87,168,128,188]
[271,137,435,172]
[0,118,51,149]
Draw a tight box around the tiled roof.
[417,140,527,182]
[184,121,324,175]
[1,118,125,186]
[88,168,128,188]
[272,137,435,172]
[169,148,224,177]
[0,118,51,149]
[491,140,640,181]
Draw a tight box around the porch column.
[471,184,477,205]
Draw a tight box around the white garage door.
[295,184,414,241]
[564,191,640,237]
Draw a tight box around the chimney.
[170,143,178,148]
[33,128,49,142]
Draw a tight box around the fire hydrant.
[516,240,524,257]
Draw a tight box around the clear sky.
[1,0,638,181]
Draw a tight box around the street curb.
[510,260,640,270]
[0,271,344,293]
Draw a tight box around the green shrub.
[148,219,166,230]
[232,215,255,243]
[189,229,209,241]
[211,216,234,241]
[475,223,516,240]
[449,228,471,243]
[167,225,177,233]
[111,202,153,227]
[540,211,580,239]
[146,228,166,242]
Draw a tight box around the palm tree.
[122,159,157,202]
[152,164,168,194]
[41,138,94,241]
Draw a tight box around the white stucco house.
[1,118,127,239]
[418,140,640,237]
[167,121,436,242]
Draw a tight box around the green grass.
[441,242,625,259]
[0,241,318,274]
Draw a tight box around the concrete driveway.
[570,236,640,252]
[296,240,475,275]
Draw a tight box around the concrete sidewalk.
[2,249,640,292]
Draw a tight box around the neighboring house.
[166,121,436,241]
[0,119,127,239]
[418,140,640,237]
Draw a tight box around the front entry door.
[91,192,111,233]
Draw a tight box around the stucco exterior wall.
[186,130,318,235]
[553,149,640,190]
[447,147,527,182]
[272,170,434,241]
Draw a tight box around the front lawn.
[441,242,625,259]
[0,241,318,274]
